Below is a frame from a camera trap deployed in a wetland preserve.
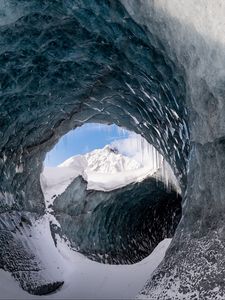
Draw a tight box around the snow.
[40,144,180,212]
[41,145,158,205]
[41,143,180,208]
[40,165,86,211]
[87,166,155,191]
[60,145,141,173]
[0,215,171,299]
[55,238,171,299]
[0,143,175,298]
[20,143,178,299]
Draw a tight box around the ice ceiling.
[1,0,225,298]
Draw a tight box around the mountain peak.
[59,144,141,174]
[103,145,119,154]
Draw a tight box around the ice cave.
[1,0,225,299]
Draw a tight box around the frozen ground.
[0,214,171,299]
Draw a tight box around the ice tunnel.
[1,0,225,298]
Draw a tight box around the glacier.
[0,0,225,298]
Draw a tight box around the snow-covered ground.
[0,214,171,299]
[0,143,177,298]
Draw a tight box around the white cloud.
[111,133,163,169]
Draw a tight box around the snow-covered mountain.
[59,145,141,173]
[41,144,180,210]
[41,145,156,206]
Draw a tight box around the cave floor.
[0,215,170,299]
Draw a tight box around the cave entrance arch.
[0,0,190,296]
[41,123,182,265]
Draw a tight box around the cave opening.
[0,0,193,297]
[41,122,182,265]
[2,0,225,297]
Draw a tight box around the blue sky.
[44,123,129,167]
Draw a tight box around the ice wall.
[2,0,224,297]
[119,1,225,298]
[52,175,181,264]
[122,0,225,144]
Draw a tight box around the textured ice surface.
[121,0,225,298]
[0,0,224,298]
[0,212,64,295]
[52,175,181,264]
[0,235,171,299]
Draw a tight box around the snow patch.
[0,215,171,299]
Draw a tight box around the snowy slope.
[41,156,88,211]
[87,166,156,191]
[0,214,171,299]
